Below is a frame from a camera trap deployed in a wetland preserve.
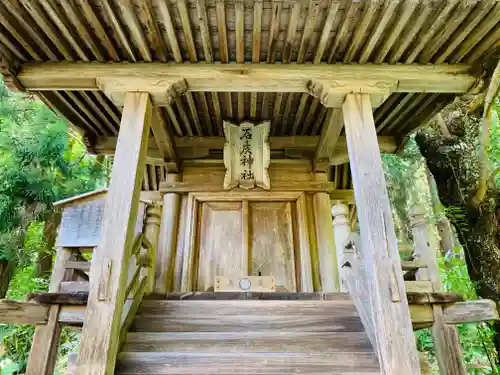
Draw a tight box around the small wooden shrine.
[0,1,499,374]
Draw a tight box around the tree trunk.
[416,96,500,364]
[0,259,14,298]
[35,211,61,277]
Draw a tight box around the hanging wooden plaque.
[223,121,270,190]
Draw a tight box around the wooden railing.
[341,233,377,352]
[118,203,161,349]
[333,202,470,375]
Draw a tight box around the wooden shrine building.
[0,1,499,374]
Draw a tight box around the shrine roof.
[0,0,499,190]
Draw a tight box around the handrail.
[341,233,378,354]
[118,203,161,350]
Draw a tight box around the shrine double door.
[180,192,318,293]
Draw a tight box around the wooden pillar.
[410,205,466,375]
[342,93,420,374]
[25,246,73,375]
[313,173,339,292]
[76,92,152,375]
[331,202,350,292]
[155,173,181,293]
[143,203,162,293]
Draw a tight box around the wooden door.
[196,202,243,291]
[187,194,310,292]
[250,202,296,291]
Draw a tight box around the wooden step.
[131,300,363,332]
[123,331,373,353]
[115,352,381,375]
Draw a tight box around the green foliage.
[0,265,80,374]
[0,75,107,265]
[0,77,106,374]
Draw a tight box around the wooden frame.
[180,191,314,292]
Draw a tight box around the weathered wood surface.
[28,292,89,305]
[131,300,363,333]
[3,0,495,143]
[0,300,48,324]
[443,299,500,325]
[215,276,276,292]
[160,180,339,194]
[115,352,381,374]
[314,190,339,292]
[26,306,61,375]
[19,62,476,94]
[411,204,466,375]
[123,331,373,353]
[250,202,296,291]
[295,193,314,292]
[332,203,351,292]
[146,292,353,300]
[406,292,464,305]
[155,173,181,294]
[143,204,162,292]
[65,260,91,272]
[197,201,243,292]
[30,299,498,329]
[25,246,72,375]
[404,280,434,293]
[343,93,420,374]
[99,135,397,161]
[60,281,89,293]
[76,92,152,375]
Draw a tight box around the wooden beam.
[159,180,344,194]
[0,300,49,324]
[443,299,500,325]
[150,108,178,172]
[315,108,343,164]
[411,300,500,328]
[3,298,493,329]
[18,62,477,94]
[95,136,397,166]
[343,93,420,374]
[76,92,152,375]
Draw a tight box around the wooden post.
[76,92,152,375]
[410,205,467,375]
[143,203,162,293]
[25,247,73,375]
[155,173,181,293]
[342,93,420,374]
[331,202,350,292]
[313,173,339,292]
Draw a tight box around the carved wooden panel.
[196,202,243,291]
[250,202,296,292]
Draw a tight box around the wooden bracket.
[308,79,398,108]
[97,77,188,107]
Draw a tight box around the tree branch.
[473,59,500,206]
